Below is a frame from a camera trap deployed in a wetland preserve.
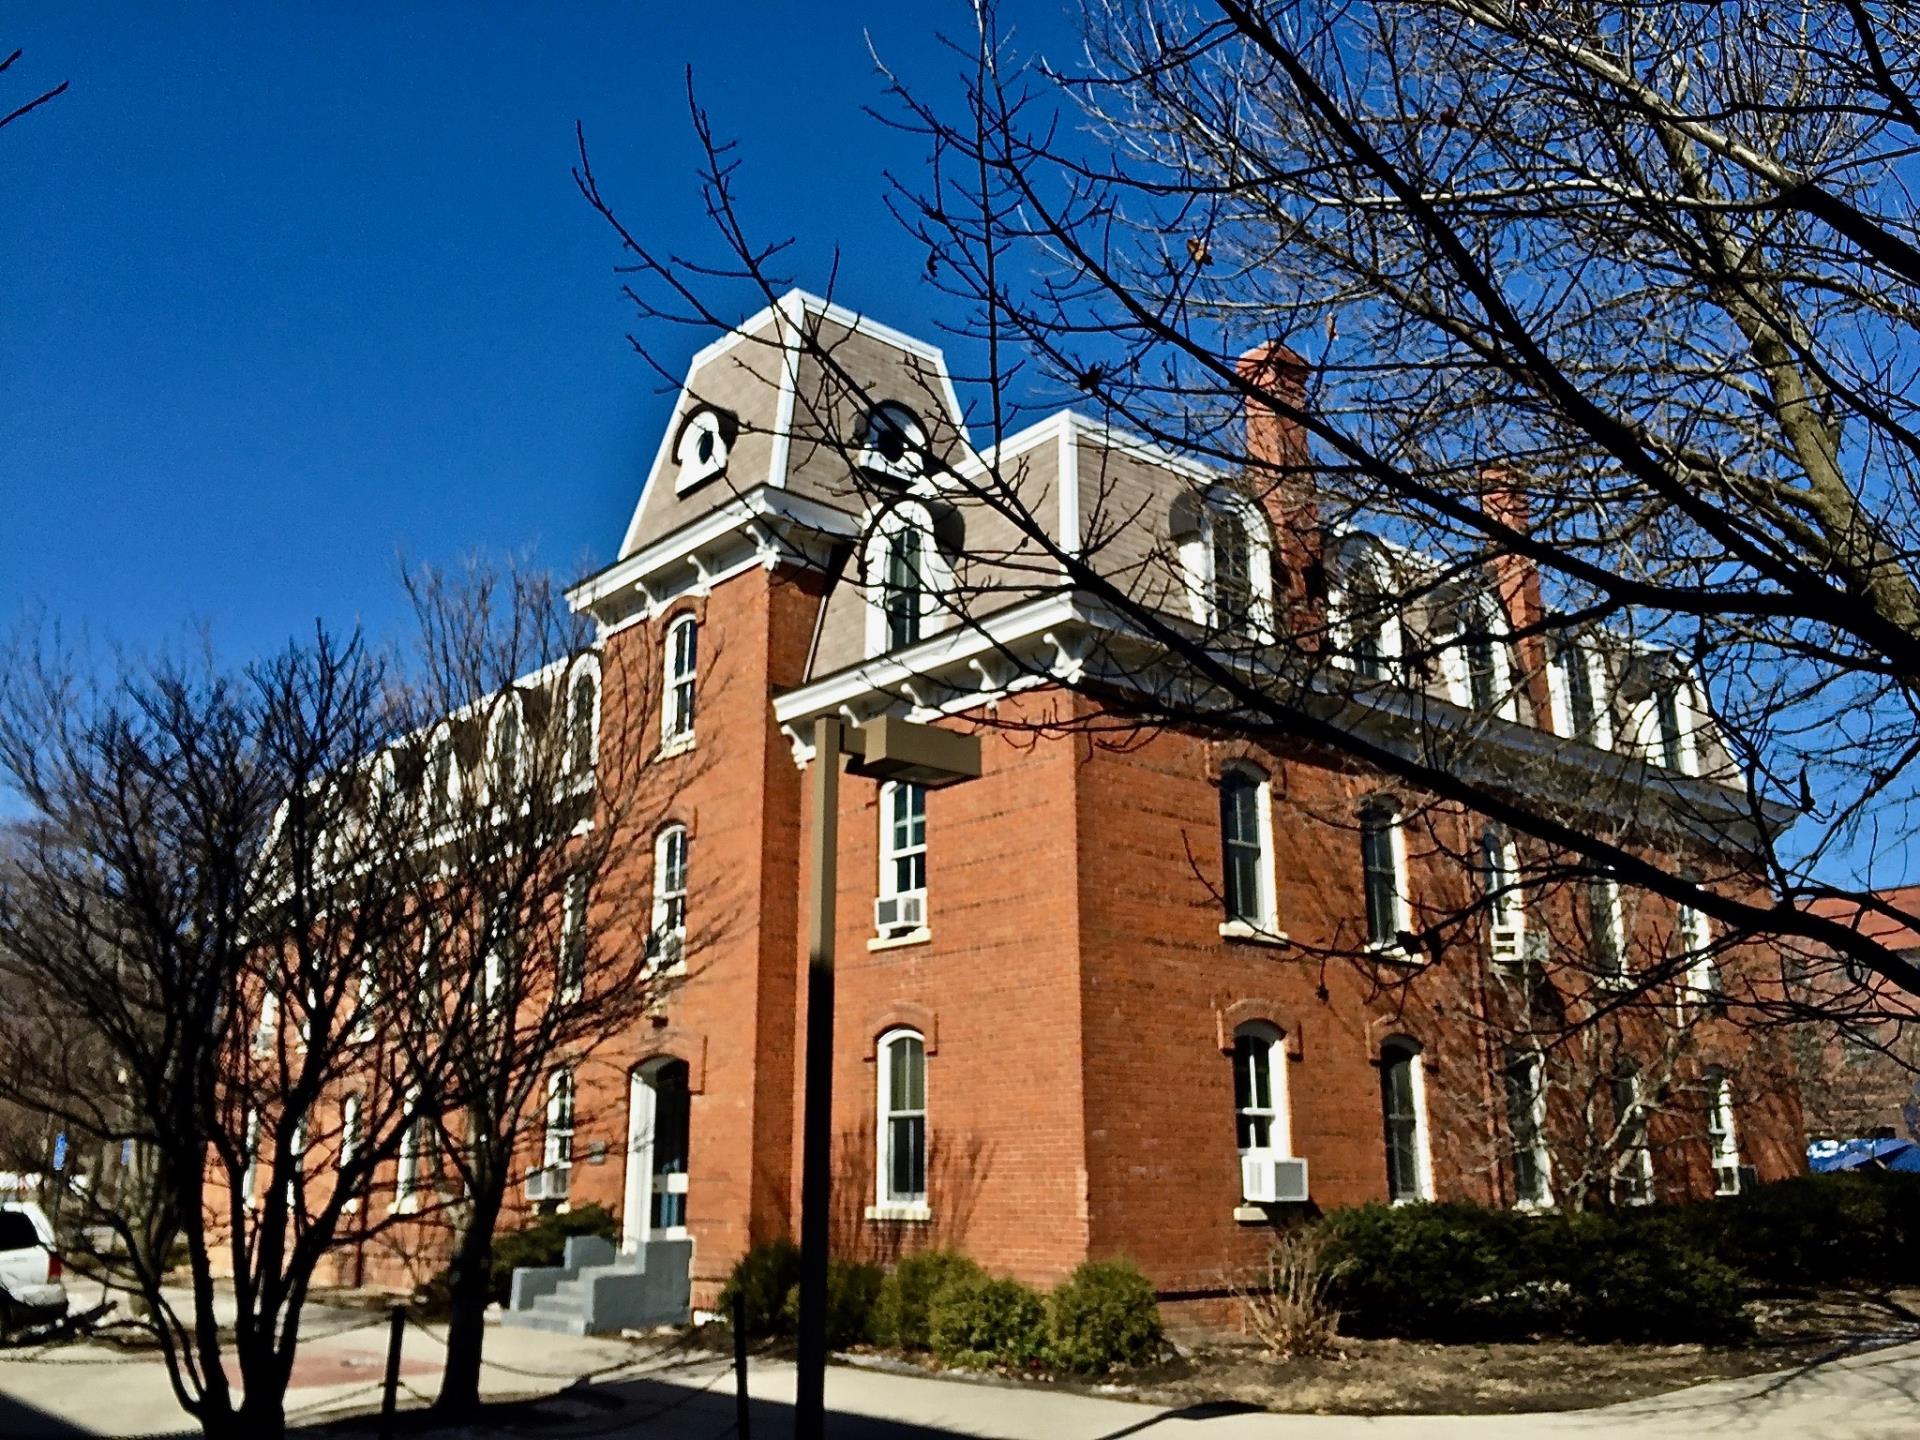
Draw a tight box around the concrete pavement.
[2,1311,1919,1439]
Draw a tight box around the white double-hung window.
[1234,1023,1302,1203]
[542,1068,574,1201]
[1359,798,1412,952]
[1706,1069,1741,1197]
[875,1029,928,1216]
[1219,766,1277,936]
[875,781,927,938]
[650,824,689,969]
[663,615,698,748]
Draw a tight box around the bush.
[1047,1258,1164,1373]
[1665,1173,1920,1289]
[871,1250,984,1350]
[1320,1202,1749,1344]
[928,1272,1048,1370]
[779,1259,886,1349]
[1235,1227,1343,1359]
[718,1238,803,1337]
[488,1204,617,1308]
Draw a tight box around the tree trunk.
[433,1192,504,1416]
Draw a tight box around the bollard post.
[379,1303,406,1439]
[732,1289,751,1440]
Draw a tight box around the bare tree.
[0,43,67,134]
[379,558,668,1416]
[575,0,1920,1031]
[0,629,446,1440]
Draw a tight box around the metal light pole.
[792,714,979,1440]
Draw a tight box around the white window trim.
[876,780,930,941]
[565,657,602,780]
[650,825,689,971]
[872,1028,930,1218]
[1327,554,1404,678]
[1178,489,1276,643]
[1360,798,1416,955]
[1677,903,1719,1012]
[253,991,280,1058]
[1482,824,1525,942]
[1234,1023,1293,1163]
[486,693,526,806]
[1218,764,1283,941]
[1546,638,1614,749]
[864,501,952,659]
[1383,1040,1436,1204]
[339,1092,363,1214]
[239,1107,261,1213]
[1509,1052,1555,1210]
[1441,596,1518,721]
[1612,1071,1655,1207]
[423,724,460,827]
[1592,877,1628,985]
[858,402,929,483]
[673,407,729,493]
[558,872,588,1004]
[1707,1072,1741,1197]
[543,1069,575,1189]
[394,1091,434,1215]
[662,614,698,751]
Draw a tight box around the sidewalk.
[2,1313,1918,1439]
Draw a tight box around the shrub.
[718,1238,803,1337]
[1320,1202,1749,1344]
[1047,1258,1164,1373]
[488,1203,617,1308]
[1235,1227,1343,1359]
[928,1272,1048,1370]
[1665,1173,1920,1289]
[779,1259,886,1349]
[871,1250,984,1350]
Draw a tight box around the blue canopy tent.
[1808,1137,1920,1172]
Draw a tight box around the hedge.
[1047,1259,1164,1373]
[1661,1172,1920,1289]
[928,1272,1049,1369]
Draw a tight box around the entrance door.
[622,1058,691,1253]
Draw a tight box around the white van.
[0,1201,68,1333]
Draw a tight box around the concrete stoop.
[503,1234,692,1335]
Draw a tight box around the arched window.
[1232,1022,1290,1161]
[1219,766,1276,934]
[663,615,697,746]
[568,664,600,776]
[858,402,928,481]
[877,1029,928,1210]
[652,824,689,952]
[865,502,943,656]
[1677,902,1719,1007]
[1503,1049,1552,1208]
[674,407,731,491]
[1331,550,1402,680]
[875,781,928,937]
[1480,824,1523,957]
[558,871,588,1003]
[1589,877,1626,982]
[543,1069,575,1200]
[1445,593,1514,718]
[1380,1039,1434,1203]
[1175,487,1275,640]
[1358,797,1411,950]
[1551,635,1611,747]
[425,729,455,824]
[488,695,524,799]
[1609,1063,1653,1205]
[1705,1068,1741,1196]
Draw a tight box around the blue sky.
[2,3,1078,662]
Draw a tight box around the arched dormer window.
[1329,547,1403,680]
[1172,486,1275,641]
[857,402,928,482]
[673,406,733,493]
[566,659,601,777]
[424,726,457,825]
[487,693,524,802]
[1440,590,1516,719]
[865,501,946,656]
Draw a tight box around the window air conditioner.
[1241,1155,1310,1205]
[874,890,926,933]
[1488,923,1524,963]
[645,928,684,970]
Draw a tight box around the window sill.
[674,463,725,496]
[1232,1204,1273,1224]
[867,928,932,952]
[1219,920,1289,947]
[1366,940,1423,966]
[865,1203,932,1223]
[658,733,696,760]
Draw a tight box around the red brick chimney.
[1479,469,1553,725]
[1237,341,1320,609]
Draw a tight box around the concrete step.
[500,1307,589,1336]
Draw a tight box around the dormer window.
[865,501,945,656]
[1330,550,1402,680]
[1443,593,1516,719]
[488,695,524,801]
[1172,486,1275,641]
[673,407,732,493]
[858,402,928,482]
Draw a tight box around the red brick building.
[364,291,1808,1317]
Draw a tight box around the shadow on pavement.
[0,1390,99,1439]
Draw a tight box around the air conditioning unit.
[644,927,684,970]
[1240,1155,1310,1205]
[874,890,926,933]
[1488,923,1524,963]
[523,1167,569,1203]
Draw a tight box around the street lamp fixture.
[793,713,979,1440]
